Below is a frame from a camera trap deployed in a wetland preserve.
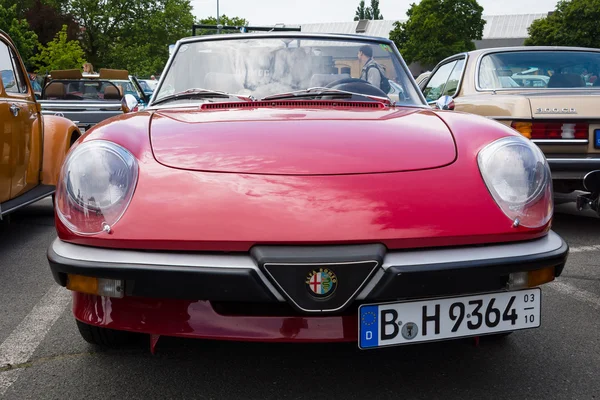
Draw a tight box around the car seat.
[547,73,585,88]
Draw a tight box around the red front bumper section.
[73,293,359,343]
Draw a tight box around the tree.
[0,0,39,68]
[390,0,485,66]
[62,0,195,75]
[108,0,195,76]
[370,0,383,19]
[25,0,80,45]
[525,0,600,47]
[30,24,85,73]
[354,0,383,20]
[195,15,249,35]
[354,1,371,20]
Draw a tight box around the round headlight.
[478,135,553,228]
[56,140,138,235]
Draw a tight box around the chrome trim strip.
[381,231,563,270]
[262,260,380,313]
[547,158,600,164]
[355,268,385,300]
[50,239,285,301]
[38,102,122,111]
[533,139,588,144]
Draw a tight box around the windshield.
[478,50,600,90]
[154,36,423,106]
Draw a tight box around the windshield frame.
[147,32,429,108]
[474,47,600,92]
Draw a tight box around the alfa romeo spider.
[47,32,568,352]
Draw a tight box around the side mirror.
[583,170,600,194]
[121,94,139,113]
[435,95,455,111]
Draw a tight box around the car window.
[0,41,19,93]
[0,41,28,95]
[478,50,600,89]
[422,60,457,102]
[442,58,465,96]
[8,47,27,94]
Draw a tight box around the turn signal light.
[66,274,124,298]
[507,267,555,290]
[512,122,532,139]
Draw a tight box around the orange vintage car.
[0,29,80,217]
[421,46,600,211]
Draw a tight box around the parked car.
[37,68,150,134]
[47,33,568,353]
[420,46,600,210]
[0,29,80,217]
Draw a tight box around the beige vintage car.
[421,46,600,210]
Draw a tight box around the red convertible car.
[47,33,569,352]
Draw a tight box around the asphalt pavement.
[0,196,599,399]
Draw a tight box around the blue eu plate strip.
[359,305,379,348]
[595,129,600,149]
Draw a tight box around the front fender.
[42,115,81,186]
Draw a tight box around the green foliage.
[390,0,485,66]
[354,0,383,20]
[525,0,600,47]
[25,0,80,45]
[31,24,85,73]
[64,0,195,76]
[0,0,39,68]
[354,1,370,20]
[195,15,249,35]
[370,0,383,19]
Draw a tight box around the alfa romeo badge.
[306,268,338,297]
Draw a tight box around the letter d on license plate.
[359,289,541,349]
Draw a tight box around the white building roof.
[298,13,550,40]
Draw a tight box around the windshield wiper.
[261,87,391,104]
[152,88,237,105]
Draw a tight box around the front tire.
[76,320,140,347]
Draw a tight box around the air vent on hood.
[200,100,386,111]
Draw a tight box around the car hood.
[149,104,456,175]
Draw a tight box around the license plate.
[358,288,541,349]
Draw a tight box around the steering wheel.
[323,77,389,99]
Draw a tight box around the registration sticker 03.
[358,288,541,349]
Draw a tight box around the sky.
[190,0,560,26]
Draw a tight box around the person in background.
[82,63,95,75]
[357,45,381,88]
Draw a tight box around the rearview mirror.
[434,95,455,111]
[121,94,139,113]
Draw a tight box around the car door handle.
[9,104,20,117]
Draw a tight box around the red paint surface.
[56,106,550,252]
[150,107,457,175]
[73,293,358,342]
[60,104,554,340]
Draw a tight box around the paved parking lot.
[0,197,599,399]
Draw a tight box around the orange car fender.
[41,115,81,186]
